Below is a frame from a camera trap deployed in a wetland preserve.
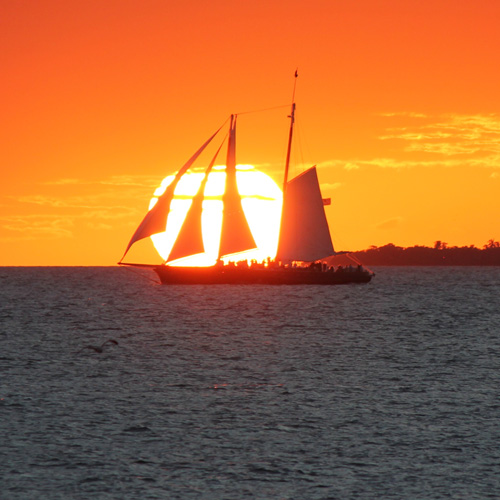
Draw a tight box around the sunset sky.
[1,0,499,265]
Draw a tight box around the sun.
[149,165,283,266]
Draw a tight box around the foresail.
[166,141,224,263]
[218,115,257,258]
[120,126,222,261]
[276,166,334,262]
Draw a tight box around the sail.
[276,166,334,262]
[120,126,222,261]
[218,115,257,258]
[166,141,224,263]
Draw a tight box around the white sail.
[276,166,334,262]
[165,171,208,263]
[120,126,222,261]
[166,141,224,263]
[218,115,257,258]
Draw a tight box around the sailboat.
[119,85,373,285]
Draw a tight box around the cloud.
[344,162,360,170]
[0,202,141,241]
[318,113,500,171]
[16,195,76,208]
[379,112,427,118]
[380,131,453,141]
[0,215,74,240]
[318,157,490,169]
[99,175,161,187]
[43,174,162,188]
[0,174,174,243]
[321,182,342,190]
[375,217,404,230]
[15,194,141,212]
[87,222,113,230]
[379,113,500,156]
[43,178,83,186]
[80,207,145,220]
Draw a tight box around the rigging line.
[345,253,375,275]
[234,104,290,116]
[295,113,312,170]
[291,110,304,177]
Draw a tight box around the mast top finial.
[291,69,298,104]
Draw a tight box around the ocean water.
[1,266,500,499]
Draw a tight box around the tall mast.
[282,70,298,193]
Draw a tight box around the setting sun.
[150,166,282,267]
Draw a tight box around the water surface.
[1,267,499,499]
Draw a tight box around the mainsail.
[276,166,335,262]
[218,115,258,258]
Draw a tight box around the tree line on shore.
[345,240,500,266]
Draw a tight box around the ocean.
[1,266,499,499]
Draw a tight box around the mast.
[276,71,298,263]
[282,70,298,193]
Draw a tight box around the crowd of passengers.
[223,259,365,273]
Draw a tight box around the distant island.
[336,240,500,266]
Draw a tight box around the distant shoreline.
[1,241,500,267]
[343,242,500,267]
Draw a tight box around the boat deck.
[154,264,373,285]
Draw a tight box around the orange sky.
[1,0,499,265]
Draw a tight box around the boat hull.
[154,265,372,285]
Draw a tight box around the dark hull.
[154,265,372,285]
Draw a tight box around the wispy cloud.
[16,195,86,208]
[375,217,404,230]
[87,222,113,230]
[44,174,161,187]
[321,182,342,190]
[0,215,74,240]
[317,113,500,171]
[379,112,427,118]
[321,155,500,169]
[0,205,140,241]
[380,113,500,156]
[344,162,360,170]
[99,175,162,187]
[0,174,148,242]
[43,178,83,186]
[15,194,141,212]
